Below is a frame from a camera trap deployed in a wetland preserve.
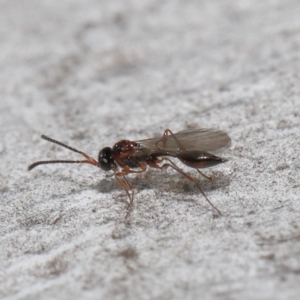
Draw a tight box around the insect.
[28,128,231,215]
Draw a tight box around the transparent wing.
[136,128,231,154]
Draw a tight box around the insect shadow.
[90,167,230,202]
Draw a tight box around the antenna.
[28,135,98,170]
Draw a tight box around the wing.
[136,128,231,154]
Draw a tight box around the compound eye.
[98,147,113,171]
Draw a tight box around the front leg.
[114,163,147,216]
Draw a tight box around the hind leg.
[147,157,221,215]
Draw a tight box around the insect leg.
[196,169,212,180]
[164,157,211,180]
[155,129,186,151]
[155,129,220,177]
[114,174,134,204]
[114,163,147,216]
[148,158,221,215]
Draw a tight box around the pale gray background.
[1,0,300,299]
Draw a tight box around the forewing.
[137,128,231,153]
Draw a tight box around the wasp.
[28,128,231,215]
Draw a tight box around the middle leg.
[155,129,186,151]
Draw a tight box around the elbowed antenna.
[28,135,98,171]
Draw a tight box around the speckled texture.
[1,0,300,299]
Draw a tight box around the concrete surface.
[1,0,300,299]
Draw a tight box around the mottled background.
[1,0,300,299]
